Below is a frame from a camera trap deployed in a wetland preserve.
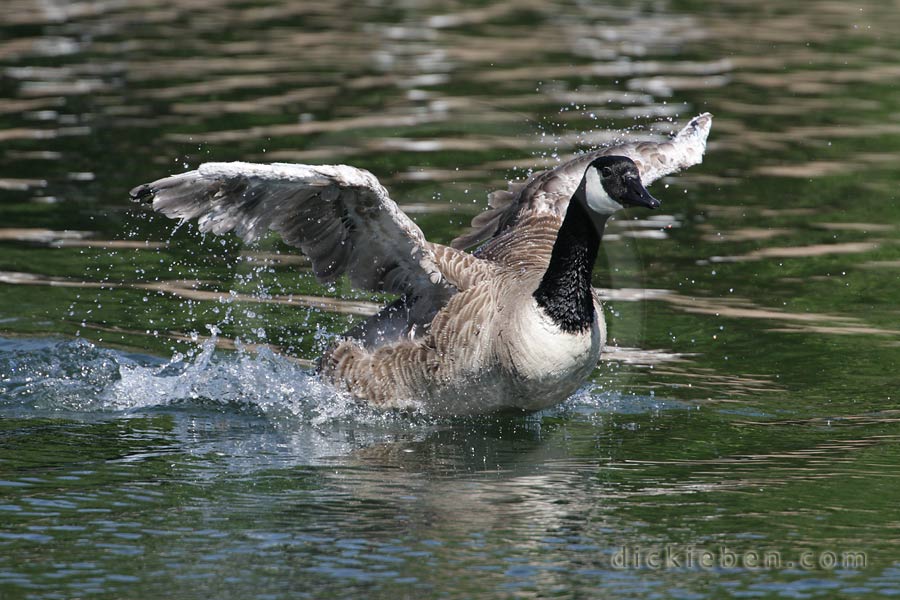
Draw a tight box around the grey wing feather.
[451,112,712,251]
[131,162,445,296]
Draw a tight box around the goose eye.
[600,167,612,178]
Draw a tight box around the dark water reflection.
[2,0,900,598]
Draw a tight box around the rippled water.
[2,0,899,598]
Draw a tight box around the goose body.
[323,268,604,414]
[132,113,711,415]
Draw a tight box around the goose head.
[577,155,659,221]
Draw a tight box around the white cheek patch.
[584,167,623,215]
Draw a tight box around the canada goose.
[131,113,711,415]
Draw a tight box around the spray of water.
[0,334,380,426]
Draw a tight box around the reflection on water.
[2,0,900,597]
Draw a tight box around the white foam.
[0,336,376,426]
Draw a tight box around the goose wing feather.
[452,113,712,254]
[131,162,446,296]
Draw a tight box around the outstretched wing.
[451,113,713,257]
[131,162,446,295]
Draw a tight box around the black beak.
[621,179,660,209]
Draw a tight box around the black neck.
[533,198,606,333]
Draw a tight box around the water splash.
[553,384,688,418]
[1,337,123,412]
[0,336,367,425]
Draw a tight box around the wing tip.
[129,183,155,203]
[679,112,713,141]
